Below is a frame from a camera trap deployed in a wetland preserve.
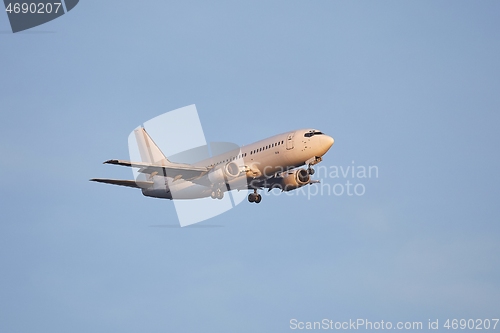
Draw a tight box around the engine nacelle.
[225,161,240,178]
[208,161,242,184]
[280,168,311,191]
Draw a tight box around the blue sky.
[1,1,499,332]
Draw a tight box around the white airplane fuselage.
[142,128,334,200]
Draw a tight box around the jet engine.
[208,161,242,184]
[280,168,311,191]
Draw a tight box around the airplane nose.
[319,135,334,155]
[325,135,334,148]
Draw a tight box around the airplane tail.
[134,127,170,165]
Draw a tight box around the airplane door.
[286,132,295,150]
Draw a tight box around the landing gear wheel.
[248,191,262,203]
[255,194,262,203]
[216,188,224,199]
[308,167,315,175]
[210,191,216,199]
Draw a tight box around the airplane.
[91,128,334,203]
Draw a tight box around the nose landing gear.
[305,156,322,175]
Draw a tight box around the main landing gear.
[248,189,262,204]
[210,187,224,200]
[307,166,315,175]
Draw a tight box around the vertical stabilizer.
[134,127,170,165]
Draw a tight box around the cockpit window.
[304,131,324,138]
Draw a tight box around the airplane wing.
[103,159,209,181]
[90,178,154,189]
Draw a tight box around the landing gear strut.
[248,189,262,204]
[305,156,321,175]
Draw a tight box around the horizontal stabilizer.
[90,178,153,189]
[103,159,208,180]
